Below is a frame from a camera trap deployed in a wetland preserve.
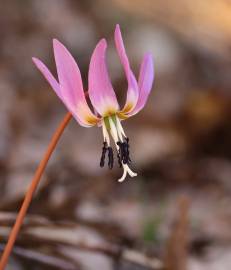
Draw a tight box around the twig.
[122,249,163,269]
[0,244,79,270]
[164,196,190,270]
[0,214,163,270]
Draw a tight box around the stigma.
[100,115,137,182]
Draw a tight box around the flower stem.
[0,112,72,269]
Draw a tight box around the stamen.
[100,142,107,167]
[101,116,137,182]
[116,140,131,164]
[108,147,114,169]
[116,120,123,141]
[117,152,122,167]
[124,137,131,164]
[102,120,110,146]
[122,142,129,164]
[108,117,119,142]
[116,116,126,137]
[116,142,125,164]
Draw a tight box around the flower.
[32,24,154,182]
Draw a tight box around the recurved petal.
[129,53,154,116]
[114,24,139,113]
[88,39,119,117]
[53,39,99,127]
[32,57,61,98]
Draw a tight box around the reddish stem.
[0,112,72,269]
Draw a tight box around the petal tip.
[115,24,122,39]
[32,57,37,63]
[97,38,107,49]
[32,57,42,67]
[52,38,59,45]
[142,53,154,72]
[93,39,107,55]
[115,24,120,32]
[53,38,64,51]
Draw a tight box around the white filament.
[108,117,119,147]
[116,116,126,137]
[102,120,110,146]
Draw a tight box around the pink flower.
[32,25,154,182]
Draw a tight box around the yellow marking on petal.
[76,102,99,126]
[117,112,129,120]
[121,102,133,114]
[117,102,134,120]
[85,115,100,125]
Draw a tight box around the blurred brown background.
[1,0,231,269]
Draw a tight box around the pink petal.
[114,24,139,113]
[88,39,119,117]
[32,57,61,98]
[33,57,94,127]
[130,53,154,116]
[53,39,99,127]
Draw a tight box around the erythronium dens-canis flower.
[32,24,154,182]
